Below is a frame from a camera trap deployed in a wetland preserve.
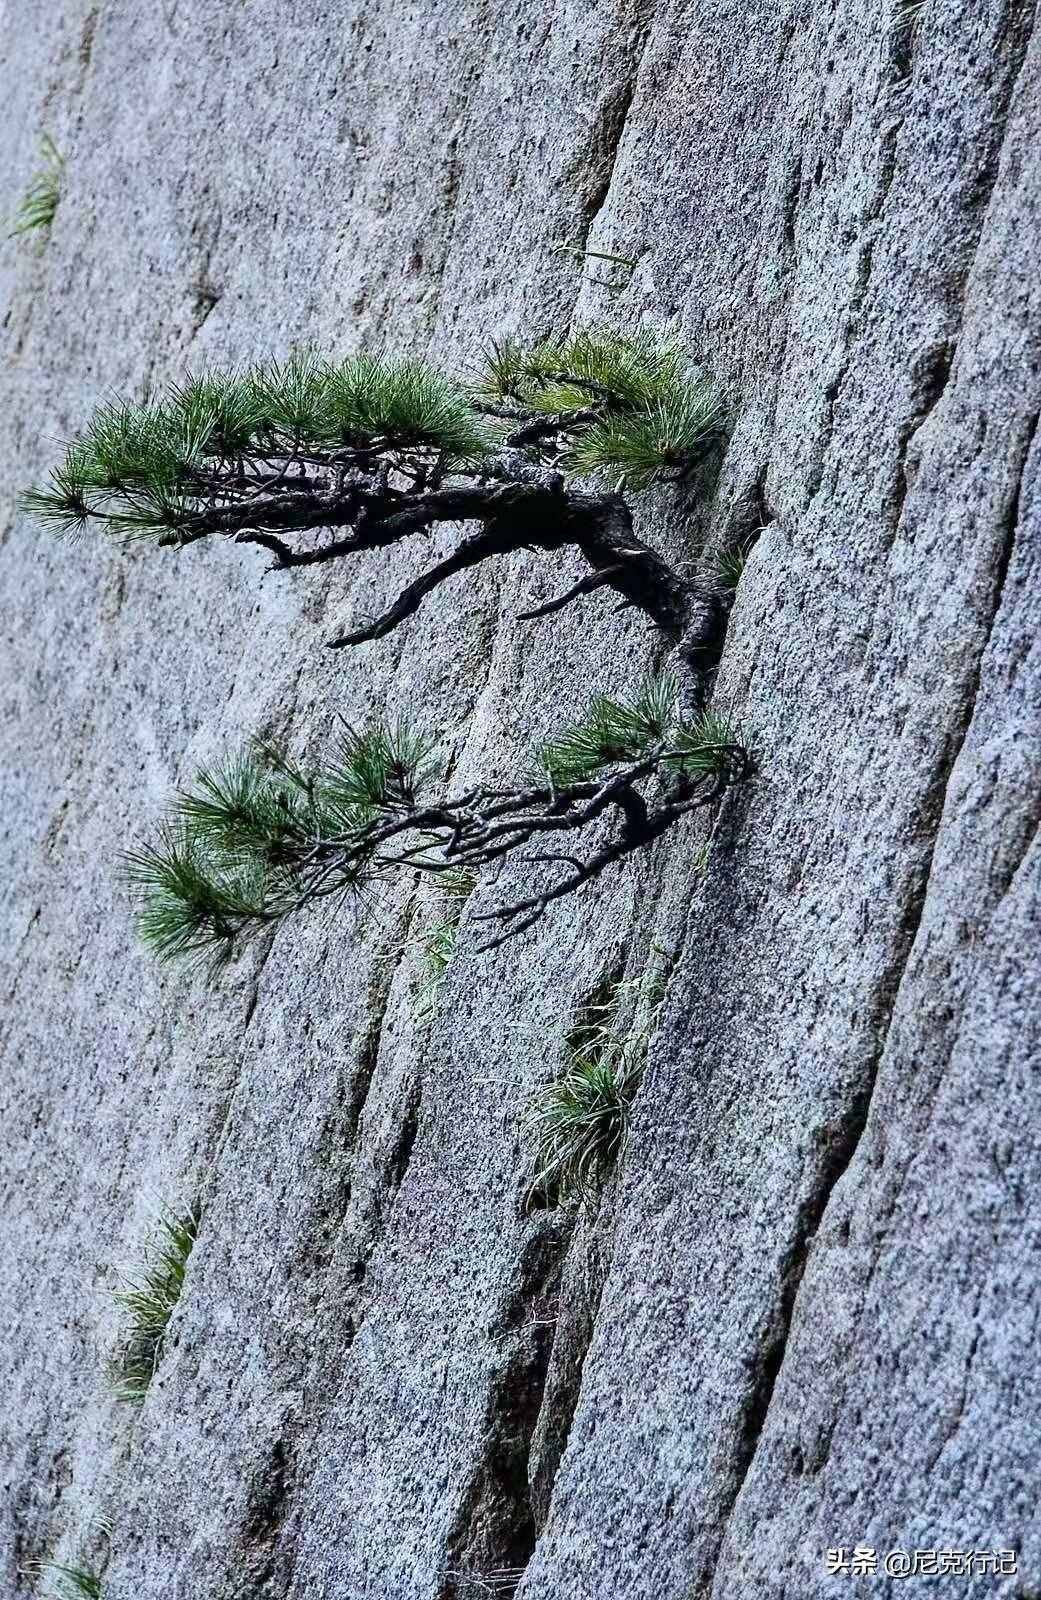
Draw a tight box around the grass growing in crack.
[523,961,667,1209]
[890,0,927,36]
[108,1202,200,1403]
[29,1564,104,1600]
[416,869,475,1016]
[9,134,63,238]
[714,531,762,590]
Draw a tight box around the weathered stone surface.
[1,2,1037,1598]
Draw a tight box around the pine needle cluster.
[8,134,63,238]
[125,725,438,968]
[125,682,748,968]
[23,354,493,542]
[25,330,724,550]
[477,328,723,487]
[536,673,739,788]
[108,1203,201,1404]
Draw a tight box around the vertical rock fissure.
[439,1221,574,1598]
[887,0,1036,540]
[706,405,1038,1590]
[237,1433,298,1598]
[572,6,654,261]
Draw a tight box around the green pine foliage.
[8,134,63,238]
[124,723,442,968]
[566,378,722,489]
[477,327,683,412]
[23,355,494,542]
[125,691,746,970]
[663,707,744,778]
[322,355,490,456]
[124,825,283,967]
[477,328,722,486]
[536,673,734,788]
[109,1203,200,1404]
[24,329,723,543]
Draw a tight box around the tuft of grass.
[524,1050,641,1207]
[714,537,755,590]
[30,1564,104,1600]
[415,869,476,1015]
[9,134,63,238]
[108,1202,201,1404]
[523,965,666,1208]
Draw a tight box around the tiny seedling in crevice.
[522,962,666,1209]
[552,240,637,270]
[8,134,63,238]
[108,1201,201,1403]
[28,1563,104,1600]
[551,239,639,291]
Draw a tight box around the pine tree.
[27,330,751,966]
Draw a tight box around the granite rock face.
[1,2,1038,1598]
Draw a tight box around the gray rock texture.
[1,1,1038,1598]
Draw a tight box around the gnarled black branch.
[126,700,752,969]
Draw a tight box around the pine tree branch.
[320,479,690,644]
[516,565,623,621]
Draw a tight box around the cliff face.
[1,2,1039,1597]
